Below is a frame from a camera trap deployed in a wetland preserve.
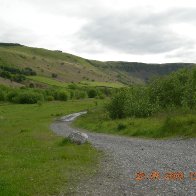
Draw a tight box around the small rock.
[68,131,88,145]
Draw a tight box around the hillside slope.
[89,60,195,82]
[0,43,194,87]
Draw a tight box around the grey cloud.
[0,18,39,45]
[166,48,196,62]
[139,8,196,25]
[77,8,196,55]
[16,0,103,18]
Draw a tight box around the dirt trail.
[51,112,196,196]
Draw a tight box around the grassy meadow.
[28,76,125,89]
[74,105,196,138]
[0,100,101,195]
[80,81,125,88]
[27,75,70,88]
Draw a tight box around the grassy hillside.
[90,60,195,82]
[1,43,194,88]
[0,43,134,87]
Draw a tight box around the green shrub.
[98,94,105,99]
[68,83,78,90]
[148,68,196,109]
[55,90,69,101]
[181,68,196,108]
[51,73,58,78]
[107,87,158,119]
[117,123,126,130]
[46,96,54,101]
[88,89,97,98]
[6,91,18,102]
[106,88,127,119]
[15,92,44,104]
[0,90,5,101]
[124,87,158,118]
[37,100,43,106]
[76,91,87,99]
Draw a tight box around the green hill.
[89,61,195,82]
[0,43,194,88]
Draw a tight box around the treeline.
[0,65,36,82]
[107,67,196,119]
[0,85,114,104]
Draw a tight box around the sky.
[0,0,196,63]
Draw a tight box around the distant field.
[80,81,126,88]
[0,100,101,195]
[28,75,125,88]
[74,105,196,138]
[28,75,69,88]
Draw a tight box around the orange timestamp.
[134,171,196,181]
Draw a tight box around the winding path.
[51,112,196,196]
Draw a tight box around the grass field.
[0,100,101,195]
[74,105,196,138]
[28,75,125,89]
[80,81,125,88]
[28,76,69,88]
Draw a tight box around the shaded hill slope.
[0,43,195,87]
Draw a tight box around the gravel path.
[51,112,196,196]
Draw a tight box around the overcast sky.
[1,0,196,63]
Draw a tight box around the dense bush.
[68,83,78,90]
[54,90,69,101]
[0,65,36,76]
[181,69,196,108]
[124,87,158,118]
[107,87,158,119]
[88,89,97,98]
[0,90,5,101]
[14,92,44,104]
[0,86,45,104]
[148,68,196,108]
[74,91,87,99]
[51,73,58,78]
[107,88,127,119]
[117,123,127,130]
[6,91,18,102]
[107,67,196,119]
[46,96,54,101]
[0,65,36,83]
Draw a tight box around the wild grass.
[74,105,196,138]
[28,75,69,88]
[80,81,125,88]
[28,76,125,89]
[0,100,101,195]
